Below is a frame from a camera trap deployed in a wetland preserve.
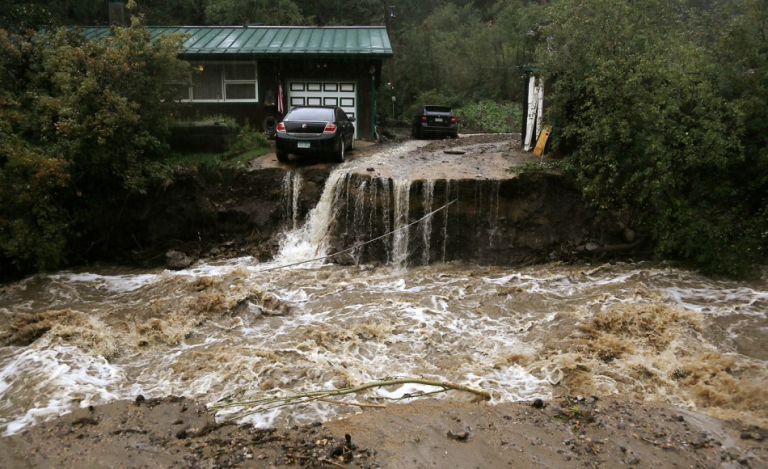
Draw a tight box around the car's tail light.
[324,123,337,133]
[450,116,457,124]
[276,122,286,132]
[421,115,427,122]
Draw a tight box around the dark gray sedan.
[276,106,355,163]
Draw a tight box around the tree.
[203,0,307,26]
[0,15,189,274]
[539,0,766,276]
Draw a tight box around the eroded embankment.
[321,171,617,267]
[109,164,631,269]
[98,165,330,265]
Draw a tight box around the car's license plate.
[434,117,443,122]
[297,142,310,148]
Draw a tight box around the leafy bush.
[231,123,268,155]
[166,123,269,171]
[456,100,519,133]
[0,16,189,274]
[540,0,767,277]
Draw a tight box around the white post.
[535,77,544,144]
[524,75,538,151]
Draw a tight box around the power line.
[259,198,458,272]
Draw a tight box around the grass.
[167,145,271,170]
[508,159,568,173]
[167,122,272,170]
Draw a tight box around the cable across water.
[259,198,458,272]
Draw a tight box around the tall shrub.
[540,0,766,277]
[0,17,189,274]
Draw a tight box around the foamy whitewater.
[1,155,766,435]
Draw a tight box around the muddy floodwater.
[1,258,766,436]
[1,136,766,438]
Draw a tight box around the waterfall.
[351,177,369,263]
[420,180,435,265]
[441,181,455,263]
[281,171,304,230]
[276,168,470,268]
[276,170,349,264]
[391,179,412,268]
[380,178,392,264]
[487,180,501,248]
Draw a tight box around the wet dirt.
[250,133,539,181]
[1,395,765,468]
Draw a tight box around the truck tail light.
[450,116,457,124]
[421,115,427,122]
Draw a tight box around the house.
[79,26,393,141]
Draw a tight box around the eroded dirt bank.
[104,134,635,269]
[1,396,764,468]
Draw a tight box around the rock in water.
[165,250,192,270]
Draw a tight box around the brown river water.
[1,143,766,436]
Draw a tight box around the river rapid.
[1,147,766,436]
[2,257,766,436]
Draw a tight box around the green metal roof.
[78,26,393,58]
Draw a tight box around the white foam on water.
[0,340,124,436]
[1,260,765,433]
[375,382,447,401]
[466,365,552,403]
[48,272,162,292]
[276,170,350,266]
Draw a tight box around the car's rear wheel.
[333,139,345,163]
[276,150,289,163]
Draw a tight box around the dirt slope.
[1,396,764,468]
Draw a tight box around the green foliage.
[231,124,268,155]
[203,0,307,25]
[509,159,568,174]
[388,0,539,117]
[405,90,463,117]
[539,0,767,277]
[166,122,269,170]
[298,0,382,26]
[456,100,518,133]
[0,17,189,274]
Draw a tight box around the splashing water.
[0,260,766,435]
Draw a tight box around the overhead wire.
[258,198,458,272]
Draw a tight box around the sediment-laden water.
[1,151,766,436]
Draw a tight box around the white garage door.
[287,81,358,138]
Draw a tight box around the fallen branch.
[318,397,386,409]
[210,377,490,420]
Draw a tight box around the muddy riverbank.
[1,396,764,468]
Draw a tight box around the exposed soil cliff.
[88,134,640,269]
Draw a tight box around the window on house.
[180,62,258,102]
[223,63,257,100]
[192,63,223,100]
